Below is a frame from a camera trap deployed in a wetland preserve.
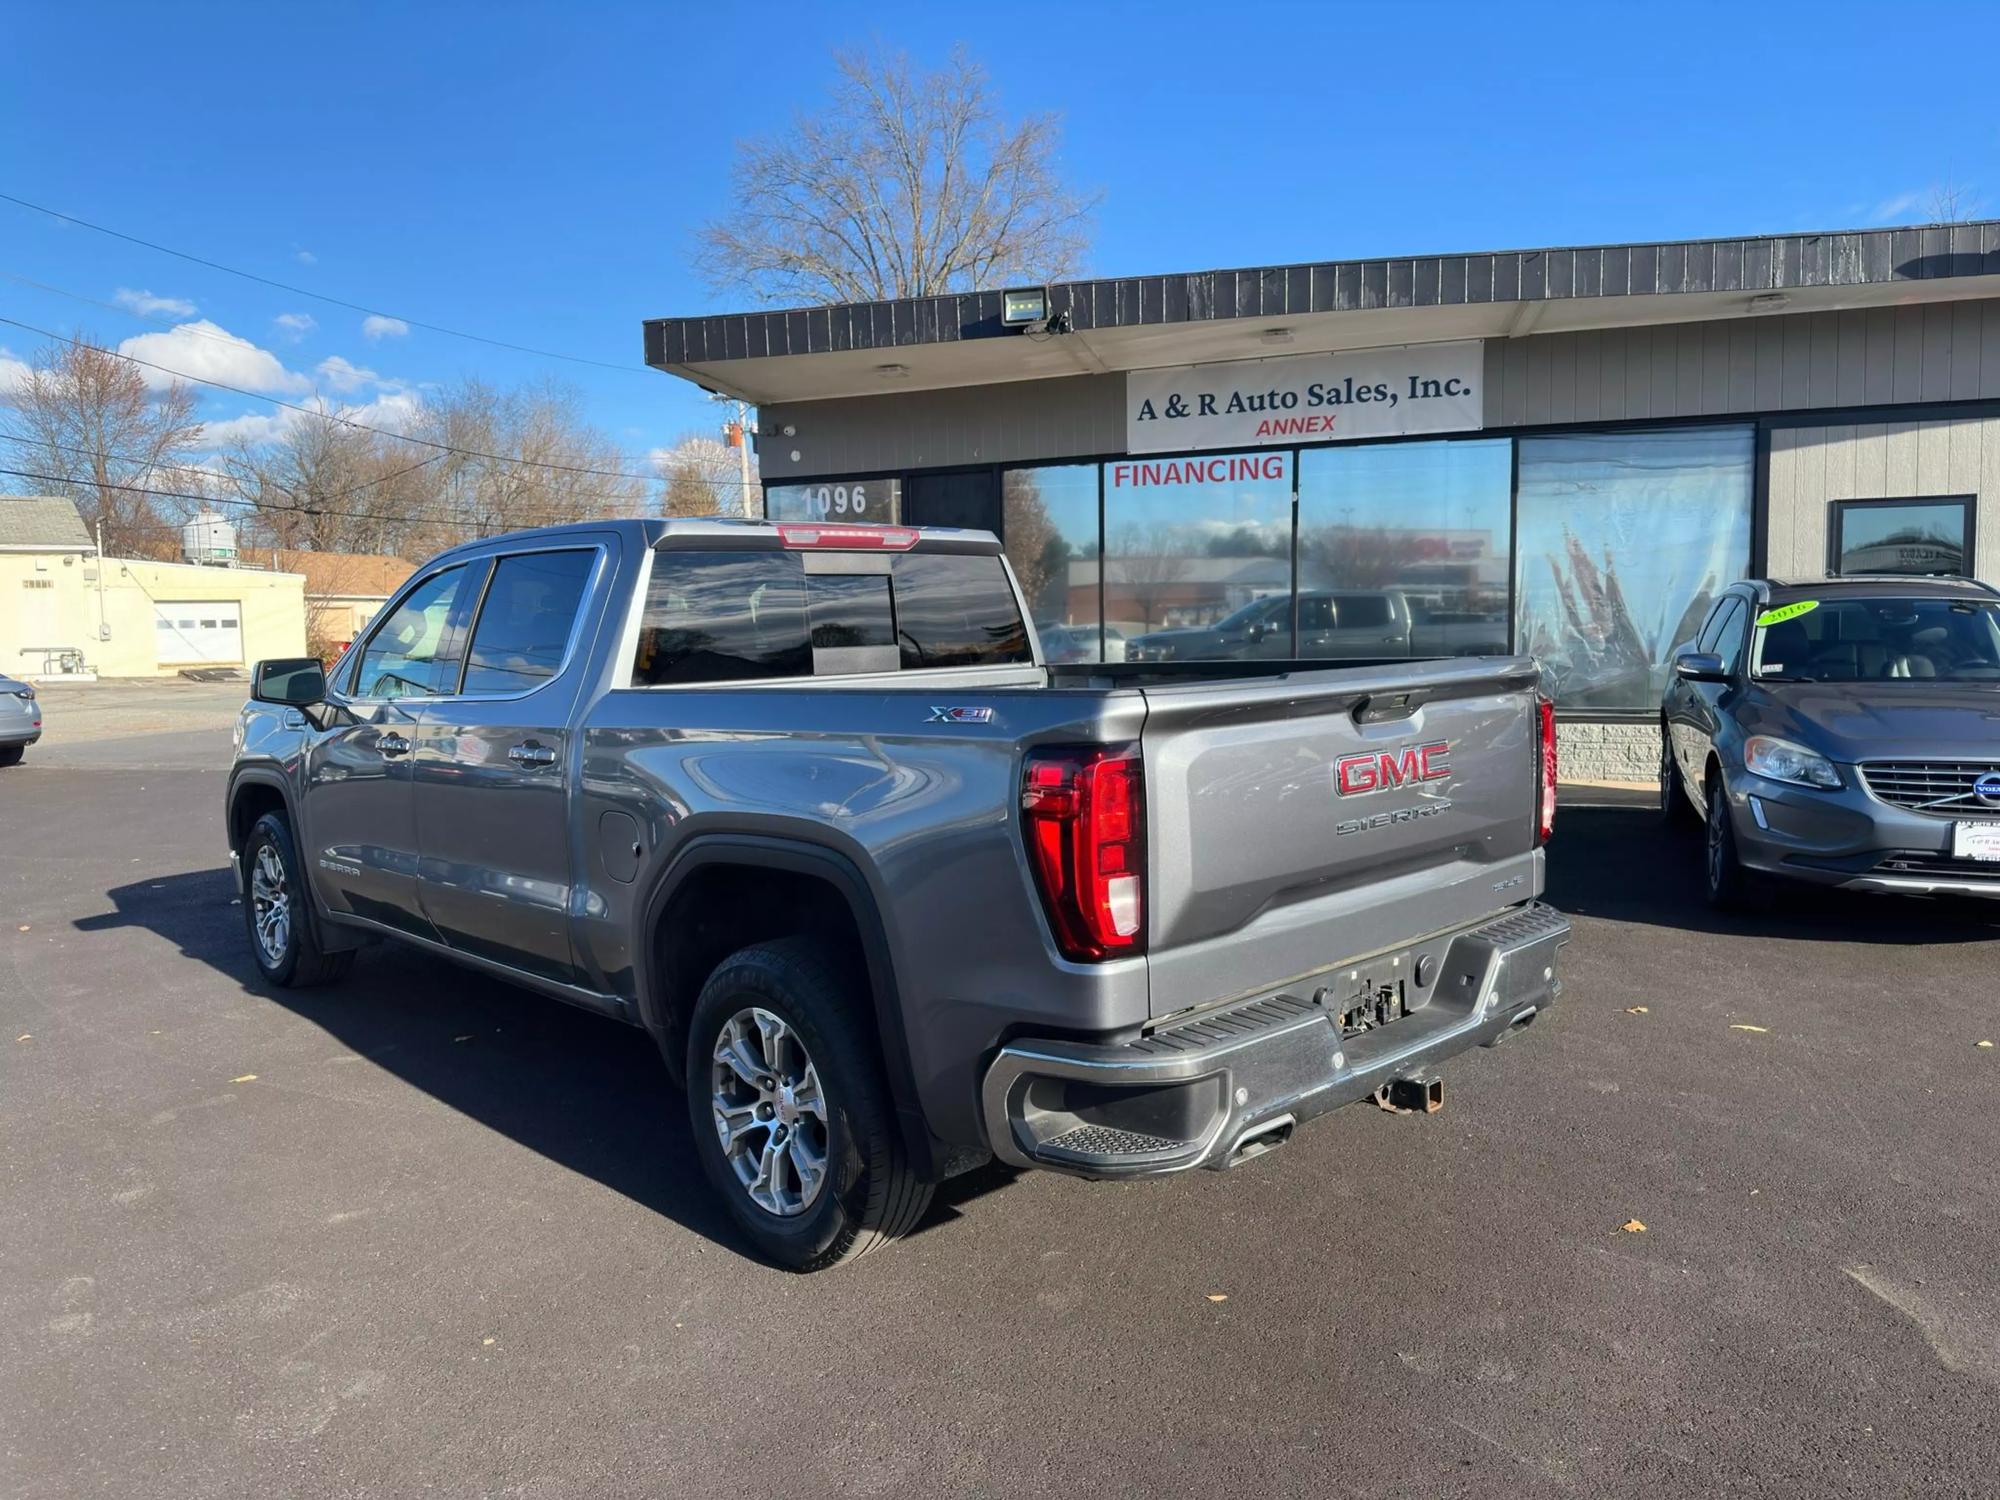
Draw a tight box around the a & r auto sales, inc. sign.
[1126,339,1484,454]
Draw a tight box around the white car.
[0,673,41,766]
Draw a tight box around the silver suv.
[1662,576,2000,905]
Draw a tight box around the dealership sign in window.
[1126,341,1483,454]
[765,477,902,523]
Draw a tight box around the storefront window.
[1830,497,1972,576]
[1001,465,1101,661]
[1515,426,1753,710]
[764,477,902,524]
[1298,439,1512,660]
[1103,453,1294,661]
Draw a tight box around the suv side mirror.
[1674,650,1729,684]
[252,657,327,707]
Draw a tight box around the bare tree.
[698,46,1096,304]
[1930,177,1971,224]
[655,431,757,517]
[1000,469,1065,616]
[408,378,644,545]
[221,404,397,555]
[1109,525,1197,631]
[1,333,204,553]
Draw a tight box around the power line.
[1,295,766,484]
[0,190,651,376]
[0,463,642,535]
[0,430,443,508]
[0,314,687,487]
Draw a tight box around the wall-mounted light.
[1261,327,1295,346]
[782,424,797,438]
[1748,293,1791,315]
[1002,287,1049,326]
[876,363,910,380]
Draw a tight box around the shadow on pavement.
[76,866,1017,1265]
[1547,803,2000,944]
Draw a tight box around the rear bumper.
[980,902,1570,1178]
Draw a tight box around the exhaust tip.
[1222,1115,1295,1167]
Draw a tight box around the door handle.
[508,742,558,768]
[378,733,412,757]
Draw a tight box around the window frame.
[444,544,607,702]
[1827,495,1975,579]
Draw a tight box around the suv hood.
[1747,681,2000,762]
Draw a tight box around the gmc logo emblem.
[1336,741,1452,797]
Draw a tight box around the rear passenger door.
[412,543,605,983]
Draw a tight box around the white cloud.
[113,287,198,318]
[0,345,34,396]
[294,248,317,266]
[315,355,379,393]
[195,389,423,452]
[273,311,317,339]
[1869,190,1925,224]
[117,320,311,396]
[361,315,409,341]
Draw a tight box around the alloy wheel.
[711,1007,830,1217]
[250,843,291,965]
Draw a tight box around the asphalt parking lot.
[5,685,2000,1498]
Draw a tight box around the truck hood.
[1745,682,2000,762]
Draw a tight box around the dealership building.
[646,221,2000,778]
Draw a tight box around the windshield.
[1751,597,2000,683]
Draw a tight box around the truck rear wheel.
[686,938,932,1271]
[242,811,354,988]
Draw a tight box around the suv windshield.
[1750,597,2000,683]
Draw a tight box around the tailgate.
[1140,657,1544,1018]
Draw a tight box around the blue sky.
[3,0,1997,476]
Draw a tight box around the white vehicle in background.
[0,673,41,766]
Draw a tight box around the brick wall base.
[1558,720,1657,783]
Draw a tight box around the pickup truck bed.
[228,516,1569,1269]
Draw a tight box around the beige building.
[1,495,307,678]
[242,548,413,657]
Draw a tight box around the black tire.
[1660,729,1695,830]
[686,938,932,1272]
[0,744,23,767]
[1704,776,1762,910]
[242,811,354,988]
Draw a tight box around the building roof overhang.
[643,222,2000,405]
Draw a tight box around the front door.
[414,544,602,984]
[302,563,470,938]
[903,470,1002,535]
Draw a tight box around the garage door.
[153,602,243,664]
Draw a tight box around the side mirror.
[252,657,327,707]
[1674,651,1730,684]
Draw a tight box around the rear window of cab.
[632,549,1032,685]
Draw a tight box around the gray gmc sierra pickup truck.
[227,517,1569,1270]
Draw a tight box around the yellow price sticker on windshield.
[1755,600,1819,627]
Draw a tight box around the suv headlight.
[1744,735,1841,790]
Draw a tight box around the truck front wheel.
[686,938,933,1271]
[241,811,354,987]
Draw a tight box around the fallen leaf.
[453,1035,472,1043]
[16,925,29,932]
[1979,1041,1994,1050]
[230,1073,257,1083]
[1206,1293,1229,1303]
[482,1337,496,1347]
[16,1034,31,1043]
[1626,1006,1649,1015]
[1621,1219,1648,1233]
[1729,1024,1770,1034]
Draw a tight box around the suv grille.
[1859,761,2000,816]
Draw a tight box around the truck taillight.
[1536,696,1558,844]
[776,523,919,550]
[1021,747,1145,961]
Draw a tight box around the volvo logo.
[1974,772,2000,806]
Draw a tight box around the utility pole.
[713,394,759,518]
[94,519,107,644]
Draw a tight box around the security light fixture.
[1748,293,1792,314]
[876,363,910,379]
[1002,287,1049,326]
[1260,327,1295,346]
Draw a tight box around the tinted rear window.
[633,549,1030,685]
[891,553,1032,668]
